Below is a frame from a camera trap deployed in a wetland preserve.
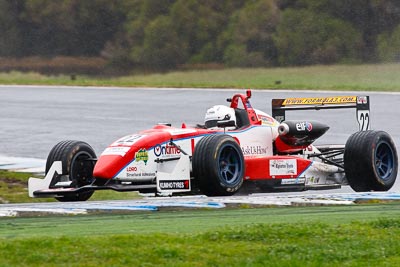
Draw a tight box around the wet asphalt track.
[0,85,399,201]
[2,192,400,217]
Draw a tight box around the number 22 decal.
[357,111,370,131]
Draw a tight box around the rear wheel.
[344,130,398,191]
[192,135,244,196]
[46,140,96,201]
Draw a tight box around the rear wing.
[271,96,370,131]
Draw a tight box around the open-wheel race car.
[29,90,398,201]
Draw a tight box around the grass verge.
[1,204,400,266]
[1,168,400,265]
[1,63,400,91]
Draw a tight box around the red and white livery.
[29,90,398,201]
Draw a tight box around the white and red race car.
[29,90,398,201]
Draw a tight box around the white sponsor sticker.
[159,180,190,190]
[281,178,305,185]
[101,146,130,156]
[270,159,297,176]
[166,129,197,135]
[357,96,368,104]
[112,134,144,146]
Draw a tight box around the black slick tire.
[344,130,398,192]
[192,134,244,196]
[46,140,96,201]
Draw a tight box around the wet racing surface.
[1,85,399,160]
[2,192,400,217]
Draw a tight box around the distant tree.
[377,25,400,62]
[141,0,176,19]
[105,0,245,69]
[273,8,363,65]
[169,0,243,64]
[0,0,25,57]
[67,1,126,56]
[222,0,280,67]
[140,16,187,69]
[103,0,177,69]
[2,0,399,71]
[19,0,125,56]
[294,0,400,62]
[169,0,202,63]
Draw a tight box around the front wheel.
[344,130,398,192]
[192,135,244,196]
[46,140,96,201]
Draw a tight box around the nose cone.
[93,154,127,179]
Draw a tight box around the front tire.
[46,140,96,201]
[192,135,244,196]
[344,130,398,192]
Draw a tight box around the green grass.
[2,204,400,238]
[1,204,400,266]
[0,170,49,203]
[1,63,400,91]
[2,168,400,266]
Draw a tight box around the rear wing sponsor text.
[271,96,370,131]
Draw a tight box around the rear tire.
[192,135,244,196]
[344,130,398,192]
[46,140,96,201]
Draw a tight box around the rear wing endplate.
[271,96,370,131]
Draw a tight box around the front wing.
[28,155,192,198]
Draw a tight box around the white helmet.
[204,105,236,129]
